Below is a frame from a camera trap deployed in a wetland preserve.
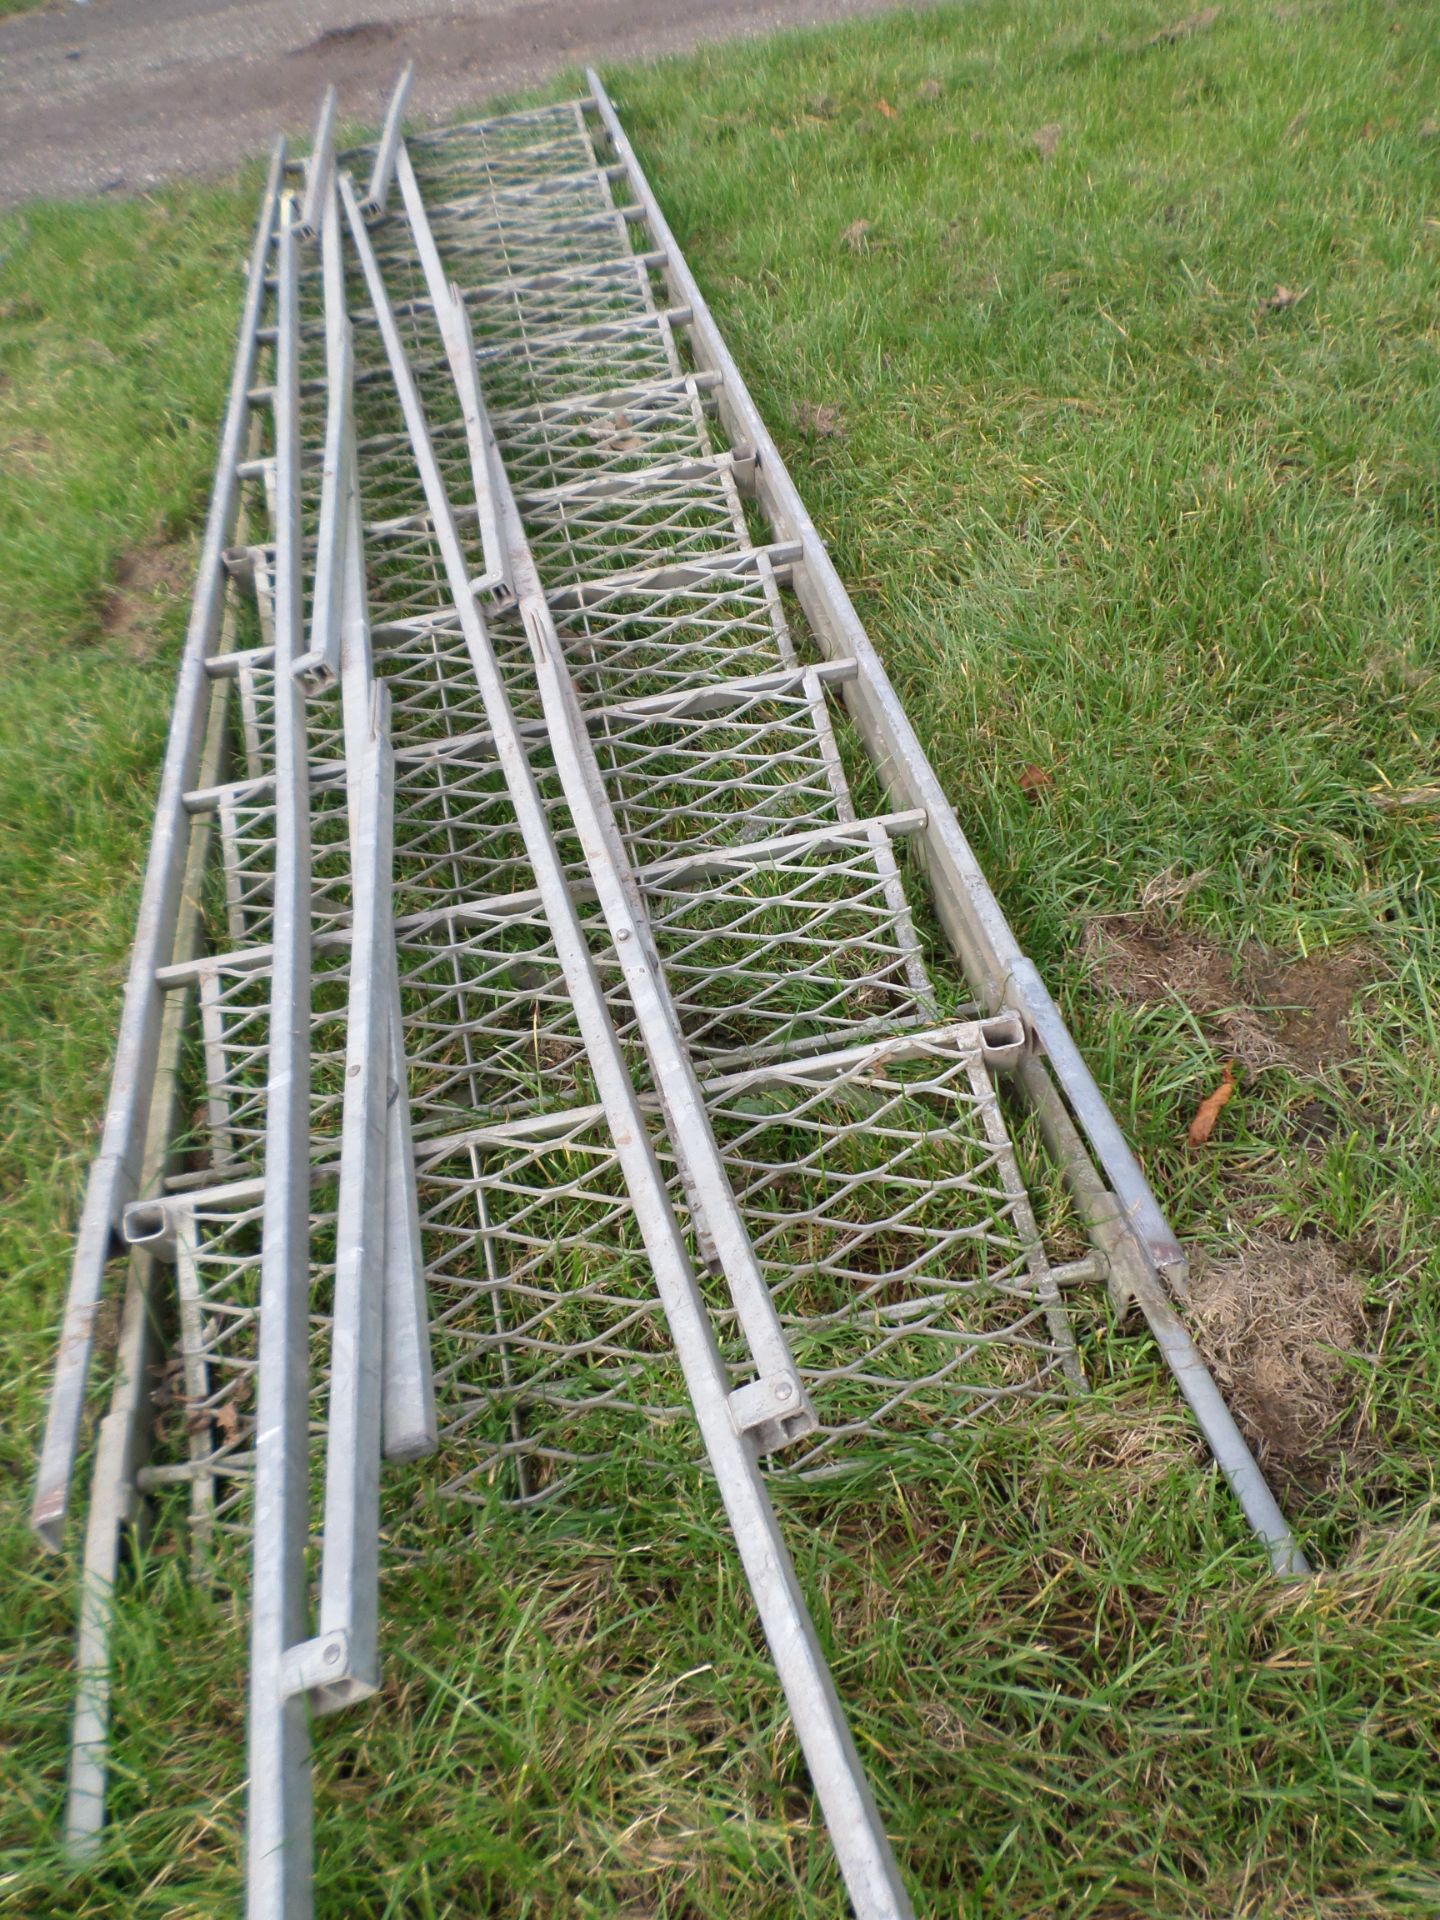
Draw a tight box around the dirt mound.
[1188,1235,1369,1489]
[1083,919,1372,1073]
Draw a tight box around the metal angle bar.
[1010,1050,1308,1575]
[361,243,665,330]
[283,686,393,1718]
[637,809,927,891]
[168,1205,220,1556]
[515,446,752,509]
[356,444,751,536]
[130,1159,339,1227]
[543,539,802,611]
[345,167,913,1919]
[434,196,647,249]
[205,643,277,678]
[31,139,287,1552]
[155,927,350,990]
[458,246,668,306]
[162,801,927,986]
[404,97,592,150]
[395,143,512,602]
[361,63,414,217]
[245,201,316,1920]
[342,302,694,394]
[364,337,506,569]
[234,369,723,528]
[292,173,351,695]
[399,157,628,218]
[366,540,802,641]
[586,69,1306,1579]
[404,126,590,172]
[699,1014,1027,1098]
[407,1008,1011,1165]
[345,313,526,1482]
[297,86,338,242]
[333,414,436,1463]
[184,762,345,813]
[490,365,720,429]
[185,657,860,808]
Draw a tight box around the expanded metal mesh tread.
[155,91,1083,1564]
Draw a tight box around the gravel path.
[0,0,917,207]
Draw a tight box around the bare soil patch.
[1083,919,1373,1074]
[98,539,191,657]
[1189,1235,1369,1489]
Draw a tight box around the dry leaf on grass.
[1188,1060,1237,1146]
[875,98,897,120]
[599,410,642,452]
[1148,6,1221,43]
[840,217,873,253]
[1368,785,1440,813]
[1031,122,1063,161]
[1260,283,1309,311]
[216,1400,241,1441]
[1017,763,1053,796]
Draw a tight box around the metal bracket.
[278,1628,378,1717]
[727,1370,817,1454]
[729,440,758,493]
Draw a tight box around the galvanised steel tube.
[332,433,435,1464]
[31,140,287,1552]
[64,477,255,1854]
[341,168,914,1919]
[245,202,317,1920]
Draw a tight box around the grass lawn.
[3,1,1439,1913]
